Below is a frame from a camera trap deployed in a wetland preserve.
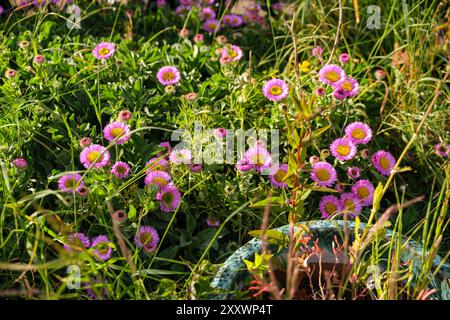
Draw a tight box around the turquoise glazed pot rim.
[210,220,450,300]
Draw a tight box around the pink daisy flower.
[111,162,130,179]
[156,66,181,85]
[134,226,159,253]
[344,122,372,145]
[371,150,396,176]
[351,179,374,206]
[319,195,343,218]
[244,146,272,172]
[103,122,131,145]
[63,232,90,252]
[330,137,357,161]
[92,42,115,60]
[189,164,203,173]
[340,192,363,217]
[335,76,360,98]
[335,183,345,193]
[315,87,326,96]
[347,167,361,180]
[79,137,92,147]
[333,87,347,100]
[12,158,28,170]
[222,14,242,27]
[156,183,182,212]
[206,216,220,228]
[236,158,252,171]
[33,54,45,64]
[272,2,283,11]
[58,173,84,193]
[118,110,132,121]
[145,157,169,173]
[339,53,350,64]
[169,148,192,165]
[318,64,346,87]
[145,170,172,189]
[221,45,243,62]
[85,279,108,300]
[156,0,166,8]
[230,15,244,27]
[311,46,323,58]
[80,144,110,169]
[203,19,221,33]
[269,164,288,188]
[175,5,190,16]
[194,33,204,43]
[91,235,113,261]
[246,3,261,13]
[214,128,228,138]
[262,79,289,102]
[159,141,172,154]
[435,143,450,157]
[310,162,337,187]
[200,7,215,20]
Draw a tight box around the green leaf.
[128,204,136,220]
[250,197,283,208]
[248,229,289,246]
[132,269,187,277]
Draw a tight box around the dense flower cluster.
[315,122,397,219]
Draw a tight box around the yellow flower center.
[162,192,174,205]
[96,243,109,255]
[230,50,238,58]
[153,177,168,187]
[344,199,355,211]
[251,154,267,167]
[325,71,340,83]
[87,151,102,163]
[65,178,77,189]
[325,202,337,215]
[269,85,282,96]
[351,128,366,140]
[209,23,218,30]
[141,233,153,245]
[336,145,351,156]
[341,81,353,91]
[379,157,391,170]
[99,47,110,56]
[357,187,369,199]
[316,168,330,181]
[163,72,174,80]
[274,169,287,183]
[110,127,124,138]
[116,166,126,175]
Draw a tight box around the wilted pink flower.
[118,110,132,121]
[33,54,45,64]
[374,69,386,80]
[311,46,323,58]
[339,53,350,64]
[179,28,190,38]
[79,137,92,147]
[193,33,204,43]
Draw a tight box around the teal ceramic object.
[210,220,450,300]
